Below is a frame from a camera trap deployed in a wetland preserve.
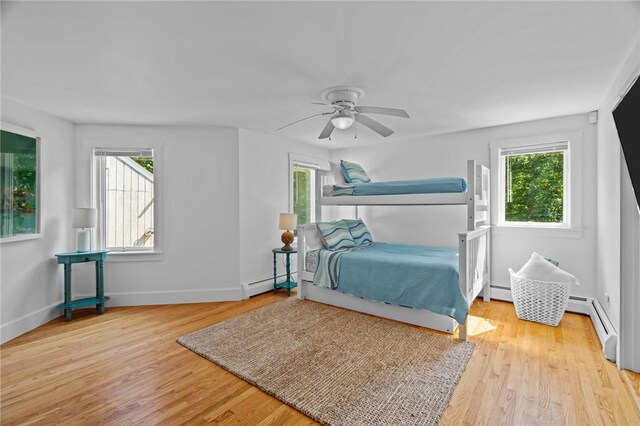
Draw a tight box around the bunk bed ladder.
[467,159,491,231]
[467,160,476,231]
[458,225,491,340]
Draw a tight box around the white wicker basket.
[509,268,570,326]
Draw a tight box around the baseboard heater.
[589,298,618,362]
[489,285,590,314]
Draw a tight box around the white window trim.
[288,153,329,225]
[0,122,42,244]
[490,131,583,238]
[91,144,163,261]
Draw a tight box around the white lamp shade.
[72,208,97,229]
[279,213,297,230]
[331,113,355,130]
[331,116,354,130]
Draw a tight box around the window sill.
[106,251,163,262]
[492,225,583,239]
[1,233,42,244]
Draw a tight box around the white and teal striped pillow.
[340,160,371,184]
[343,219,374,246]
[317,221,355,251]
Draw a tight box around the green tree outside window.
[131,156,153,173]
[1,130,38,238]
[293,167,311,226]
[505,151,564,223]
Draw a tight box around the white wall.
[620,159,639,372]
[1,98,76,343]
[332,113,598,301]
[597,36,640,370]
[238,129,329,296]
[74,125,242,304]
[595,110,622,327]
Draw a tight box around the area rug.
[177,299,475,426]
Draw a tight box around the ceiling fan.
[277,86,410,139]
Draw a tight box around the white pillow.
[303,224,325,251]
[329,162,347,185]
[516,252,580,286]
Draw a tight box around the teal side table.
[272,248,297,296]
[55,250,110,321]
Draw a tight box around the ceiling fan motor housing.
[321,86,366,109]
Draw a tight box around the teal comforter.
[328,177,467,196]
[313,243,468,324]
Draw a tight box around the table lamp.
[72,208,97,252]
[278,213,297,251]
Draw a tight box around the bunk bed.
[296,160,491,340]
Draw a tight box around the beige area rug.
[178,299,475,426]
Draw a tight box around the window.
[289,153,328,227]
[499,141,569,226]
[94,148,155,252]
[1,127,39,241]
[292,166,315,226]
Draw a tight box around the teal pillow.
[343,219,373,246]
[317,221,355,250]
[545,257,559,267]
[340,160,371,184]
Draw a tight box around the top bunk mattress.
[323,177,467,197]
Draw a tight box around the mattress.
[323,177,467,197]
[312,243,468,324]
[305,250,319,273]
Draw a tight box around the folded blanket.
[516,252,579,286]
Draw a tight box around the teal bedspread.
[313,243,468,324]
[328,177,467,196]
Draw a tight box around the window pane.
[1,130,38,238]
[104,155,154,250]
[293,167,311,226]
[505,151,564,223]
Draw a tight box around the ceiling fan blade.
[277,112,330,131]
[318,120,335,139]
[354,114,394,137]
[355,106,410,118]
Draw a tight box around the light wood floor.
[2,292,639,425]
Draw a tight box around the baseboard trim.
[244,281,276,298]
[1,301,61,345]
[243,271,298,299]
[0,287,243,344]
[489,285,592,315]
[99,287,243,306]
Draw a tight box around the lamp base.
[281,230,294,251]
[76,229,91,252]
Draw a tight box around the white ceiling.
[2,1,639,148]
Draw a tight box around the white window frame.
[288,153,329,226]
[490,131,583,238]
[92,146,163,261]
[0,122,41,243]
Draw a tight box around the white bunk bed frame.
[296,160,491,340]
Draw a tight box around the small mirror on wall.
[0,123,41,242]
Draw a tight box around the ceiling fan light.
[331,111,354,130]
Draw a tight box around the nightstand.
[272,248,297,296]
[55,250,110,320]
